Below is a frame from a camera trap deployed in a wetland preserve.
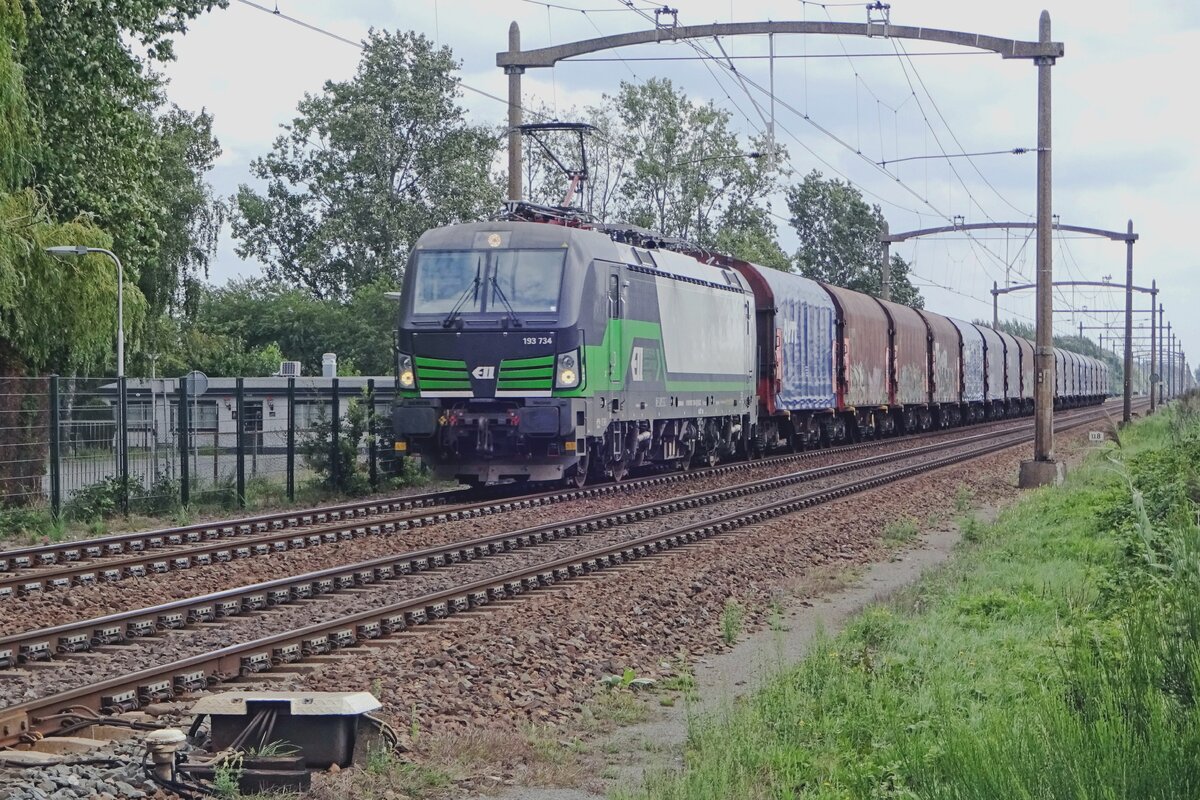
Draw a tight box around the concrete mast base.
[1018,459,1065,488]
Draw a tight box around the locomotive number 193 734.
[523,336,553,345]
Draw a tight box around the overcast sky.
[162,0,1197,365]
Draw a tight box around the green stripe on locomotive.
[498,355,555,392]
[554,318,752,398]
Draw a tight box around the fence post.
[235,378,246,507]
[286,377,296,502]
[178,379,190,507]
[367,378,378,489]
[330,378,340,491]
[49,375,61,517]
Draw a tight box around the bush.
[132,472,181,516]
[0,506,55,539]
[300,390,382,496]
[64,471,181,521]
[63,476,129,521]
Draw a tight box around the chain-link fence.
[0,377,50,508]
[0,375,397,516]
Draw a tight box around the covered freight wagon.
[950,318,986,422]
[1054,348,1066,406]
[995,330,1022,411]
[975,323,1006,418]
[1070,350,1080,402]
[917,309,963,426]
[877,297,931,412]
[732,263,836,449]
[1018,337,1035,408]
[820,283,890,412]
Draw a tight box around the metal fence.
[0,375,395,515]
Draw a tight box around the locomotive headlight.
[555,349,581,389]
[398,354,415,389]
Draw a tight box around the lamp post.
[47,244,128,514]
[45,245,124,378]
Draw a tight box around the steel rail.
[0,415,1077,669]
[0,401,1128,746]
[0,407,1095,596]
[0,418,992,575]
[2,395,1125,572]
[0,489,471,571]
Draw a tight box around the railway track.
[0,402,1119,599]
[0,400,1132,745]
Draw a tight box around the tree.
[20,0,227,314]
[0,6,151,504]
[713,221,791,272]
[151,106,227,315]
[786,170,923,306]
[613,79,787,251]
[0,6,148,377]
[152,278,396,378]
[523,82,792,270]
[232,30,501,301]
[133,315,284,378]
[991,319,1035,340]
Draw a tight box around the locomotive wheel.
[566,457,589,489]
[609,457,628,482]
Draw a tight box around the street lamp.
[45,245,124,378]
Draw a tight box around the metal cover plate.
[190,691,381,717]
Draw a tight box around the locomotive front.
[391,222,591,485]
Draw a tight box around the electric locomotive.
[390,220,756,486]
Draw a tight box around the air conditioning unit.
[278,361,302,378]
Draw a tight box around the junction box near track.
[191,691,381,768]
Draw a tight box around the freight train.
[390,217,1108,487]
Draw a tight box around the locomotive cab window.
[408,249,565,318]
[490,250,564,313]
[410,251,485,314]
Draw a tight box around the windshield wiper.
[442,259,482,328]
[489,276,523,328]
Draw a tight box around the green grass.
[582,689,651,732]
[881,516,919,546]
[720,598,744,645]
[621,395,1200,800]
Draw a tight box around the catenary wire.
[239,0,1029,314]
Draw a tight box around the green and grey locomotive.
[390,220,757,486]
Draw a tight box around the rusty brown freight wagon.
[917,308,964,426]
